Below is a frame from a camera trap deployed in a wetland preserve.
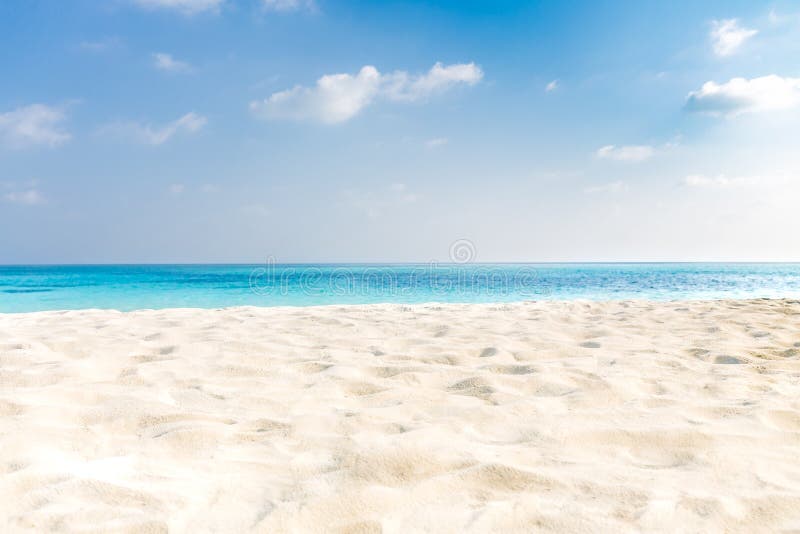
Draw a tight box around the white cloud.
[3,188,45,206]
[252,66,382,123]
[685,75,800,117]
[545,79,559,92]
[251,62,483,124]
[132,0,223,14]
[595,144,654,162]
[684,174,758,188]
[153,52,191,73]
[766,8,800,26]
[425,137,448,148]
[0,104,71,149]
[103,112,207,145]
[382,62,483,101]
[710,19,757,56]
[169,183,185,194]
[584,181,626,194]
[143,113,206,144]
[262,0,315,12]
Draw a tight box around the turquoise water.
[1,264,800,313]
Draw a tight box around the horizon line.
[3,261,800,267]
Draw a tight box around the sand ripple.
[1,299,800,532]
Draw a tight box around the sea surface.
[1,263,800,313]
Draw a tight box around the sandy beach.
[1,299,800,532]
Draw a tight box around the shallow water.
[1,263,800,312]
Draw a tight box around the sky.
[1,0,800,263]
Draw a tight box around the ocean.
[1,263,800,313]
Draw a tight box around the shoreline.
[2,299,800,531]
[3,296,800,317]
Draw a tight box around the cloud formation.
[103,112,207,145]
[262,0,315,12]
[381,62,484,101]
[545,80,559,92]
[253,66,381,123]
[132,0,223,14]
[710,19,757,56]
[3,188,45,206]
[153,52,191,73]
[595,144,654,162]
[685,75,800,117]
[0,104,70,149]
[425,137,448,148]
[251,62,483,123]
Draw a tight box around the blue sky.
[1,0,800,263]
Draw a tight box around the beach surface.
[1,299,800,532]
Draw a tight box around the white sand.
[1,299,800,533]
